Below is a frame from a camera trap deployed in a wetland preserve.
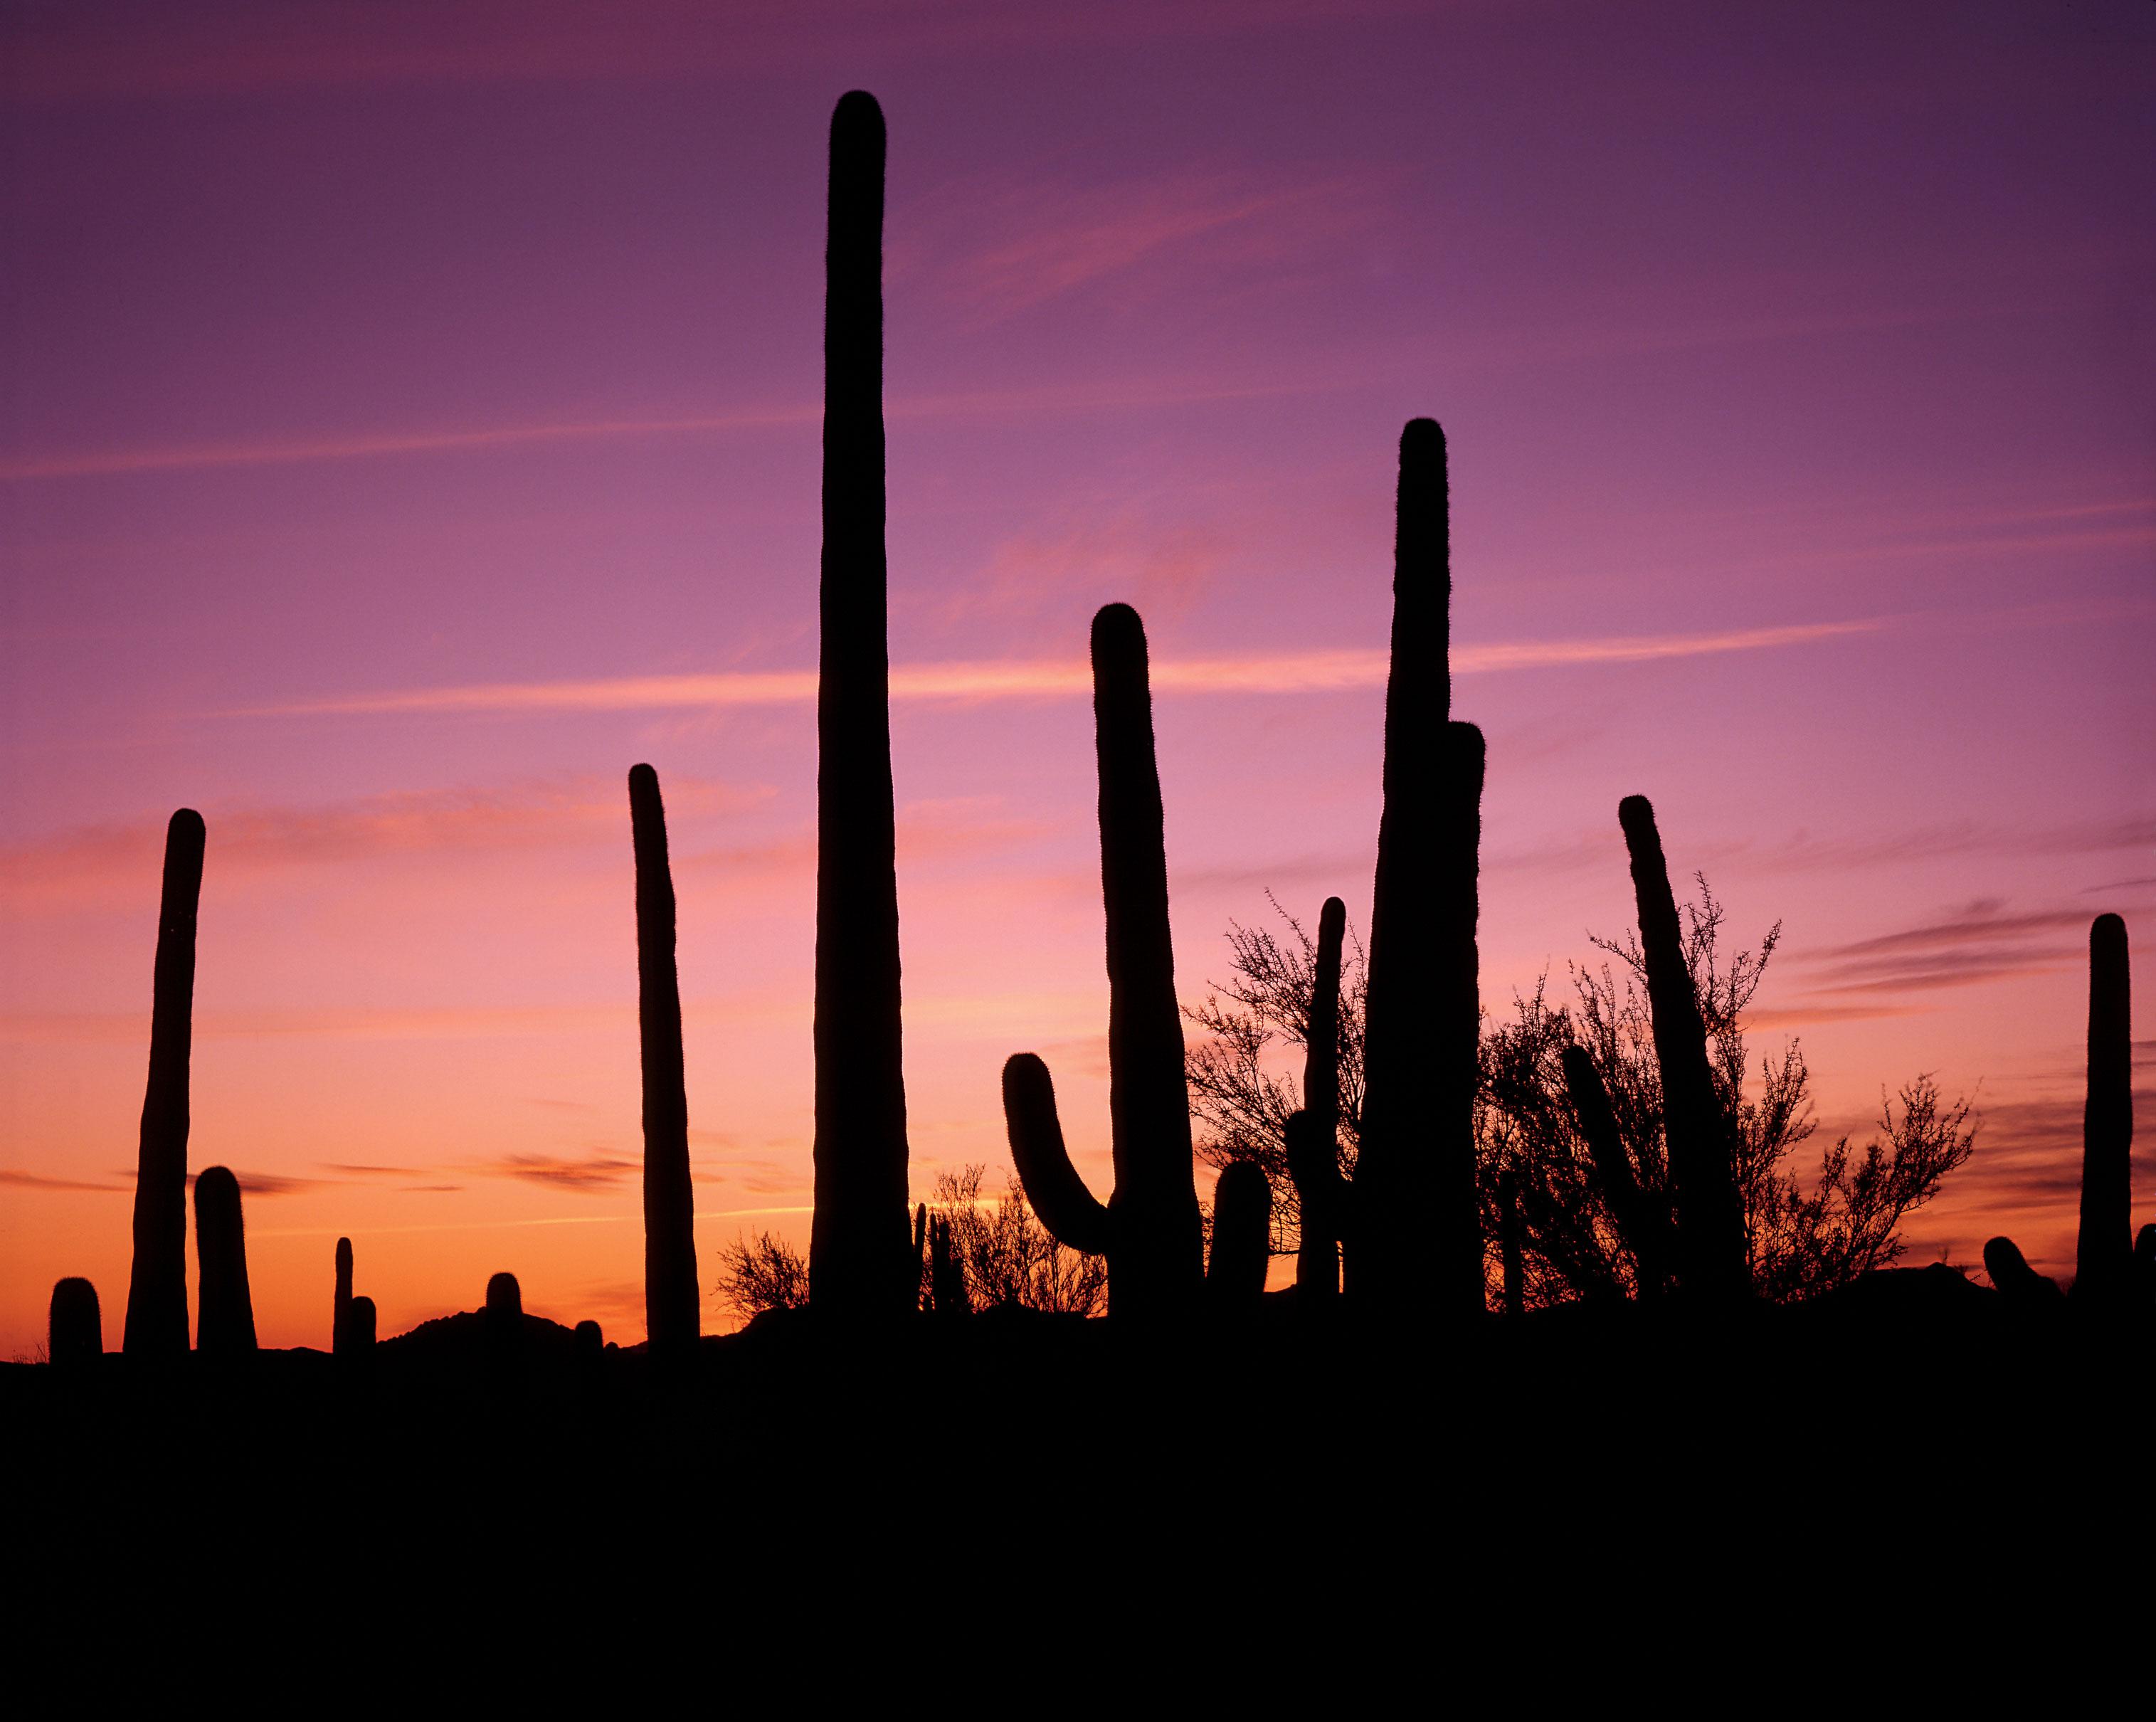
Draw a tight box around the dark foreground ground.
[7,1267,2145,1687]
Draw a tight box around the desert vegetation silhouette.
[15,96,2147,1563]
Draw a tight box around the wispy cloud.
[1795,900,2091,996]
[265,618,1883,718]
[489,1151,637,1191]
[0,1168,128,1193]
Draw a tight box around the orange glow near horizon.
[3,1,2151,1355]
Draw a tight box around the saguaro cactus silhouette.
[1206,1161,1272,1309]
[630,764,700,1356]
[1003,604,1203,1316]
[333,1237,354,1353]
[1356,423,1486,1316]
[49,1278,102,1366]
[2074,914,2133,1304]
[1618,796,1748,1301]
[344,1296,377,1353]
[194,1166,258,1356]
[810,88,912,1315]
[124,808,205,1359]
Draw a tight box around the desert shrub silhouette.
[1617,796,1748,1302]
[124,808,204,1360]
[193,1166,258,1356]
[1003,604,1204,1318]
[49,1277,102,1366]
[810,88,912,1318]
[1560,1045,1671,1300]
[630,764,699,1357]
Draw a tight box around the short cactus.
[49,1277,102,1367]
[192,1166,257,1356]
[1984,1236,2063,1311]
[2073,914,2133,1304]
[1003,604,1203,1317]
[124,808,205,1359]
[344,1296,378,1352]
[1205,1161,1272,1309]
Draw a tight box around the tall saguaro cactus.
[194,1166,258,1356]
[124,808,205,1359]
[334,1237,354,1353]
[2074,913,2133,1304]
[810,88,912,1315]
[1357,420,1486,1317]
[1003,604,1203,1316]
[1617,796,1747,1301]
[630,764,699,1355]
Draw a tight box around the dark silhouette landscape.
[7,88,2148,1635]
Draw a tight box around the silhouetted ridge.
[2075,914,2132,1304]
[1618,796,1747,1302]
[630,764,700,1356]
[194,1166,257,1356]
[49,1277,101,1366]
[124,808,204,1360]
[1003,603,1203,1317]
[811,88,913,1316]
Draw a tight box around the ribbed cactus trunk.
[1618,796,1747,1301]
[630,764,700,1355]
[1358,420,1485,1315]
[333,1237,354,1353]
[810,88,911,1316]
[1295,897,1347,1301]
[49,1278,102,1366]
[124,808,204,1359]
[2074,914,2133,1304]
[1092,603,1203,1314]
[193,1166,257,1356]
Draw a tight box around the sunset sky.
[2,0,2150,1355]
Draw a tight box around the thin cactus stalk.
[1560,1045,1669,1299]
[1002,603,1202,1316]
[1617,796,1748,1301]
[1206,1161,1272,1309]
[49,1277,102,1367]
[810,88,912,1316]
[1286,1109,1348,1308]
[193,1166,258,1356]
[631,764,700,1355]
[1295,897,1346,1301]
[334,1236,354,1353]
[928,1215,967,1317]
[124,808,204,1359]
[913,1202,930,1311]
[2073,913,2132,1303]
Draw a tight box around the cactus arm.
[1003,1054,1114,1257]
[1286,1110,1347,1301]
[1434,720,1486,1315]
[1617,796,1748,1300]
[124,808,204,1359]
